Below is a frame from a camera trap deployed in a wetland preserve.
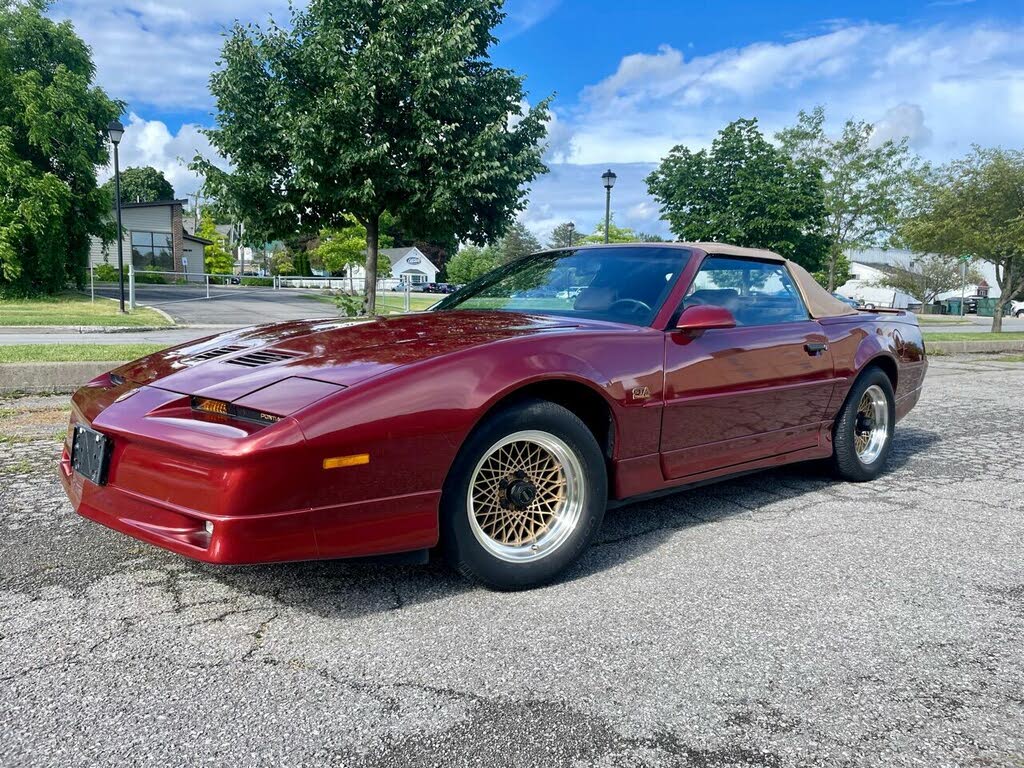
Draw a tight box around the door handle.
[804,342,828,356]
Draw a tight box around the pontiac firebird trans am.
[60,244,927,590]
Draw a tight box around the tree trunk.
[827,244,839,292]
[991,258,1016,333]
[363,214,379,315]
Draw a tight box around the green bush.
[92,263,122,282]
[333,291,364,317]
[134,268,167,285]
[240,277,274,287]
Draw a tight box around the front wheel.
[830,368,896,482]
[441,399,607,590]
[1016,310,1024,318]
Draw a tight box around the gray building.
[89,199,211,278]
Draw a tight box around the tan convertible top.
[686,242,859,319]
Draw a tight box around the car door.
[660,255,836,480]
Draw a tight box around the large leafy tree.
[0,0,121,295]
[196,0,549,313]
[646,118,830,274]
[903,147,1024,332]
[447,244,499,283]
[777,107,920,290]
[102,166,174,204]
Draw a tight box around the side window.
[683,256,809,326]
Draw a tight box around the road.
[91,283,341,325]
[1,357,1023,767]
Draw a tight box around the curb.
[926,339,1024,355]
[0,361,118,394]
[0,324,238,335]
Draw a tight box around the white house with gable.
[347,246,439,289]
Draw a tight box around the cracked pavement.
[1,356,1023,767]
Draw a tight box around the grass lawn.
[923,332,1024,341]
[298,291,440,313]
[0,344,164,363]
[0,292,171,327]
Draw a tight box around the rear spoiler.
[857,307,907,315]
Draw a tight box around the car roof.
[556,241,786,263]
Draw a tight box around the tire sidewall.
[833,367,896,481]
[441,399,607,590]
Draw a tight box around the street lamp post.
[567,221,575,248]
[106,119,126,313]
[601,169,616,244]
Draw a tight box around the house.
[89,199,212,278]
[346,246,440,288]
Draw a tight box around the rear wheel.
[831,367,896,482]
[441,399,607,590]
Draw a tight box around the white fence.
[87,265,416,312]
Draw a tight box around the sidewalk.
[0,325,238,346]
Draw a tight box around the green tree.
[268,249,294,277]
[646,118,830,274]
[868,254,983,306]
[496,221,542,263]
[447,244,499,283]
[548,222,578,249]
[196,211,234,275]
[196,0,549,314]
[314,216,393,275]
[102,165,174,204]
[777,106,920,290]
[0,0,121,295]
[903,147,1024,332]
[580,217,665,244]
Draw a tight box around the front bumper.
[59,380,439,565]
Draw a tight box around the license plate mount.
[70,425,113,486]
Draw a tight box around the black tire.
[441,399,607,591]
[1016,310,1024,318]
[831,367,896,482]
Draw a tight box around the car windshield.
[433,247,686,326]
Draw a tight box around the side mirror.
[675,304,737,333]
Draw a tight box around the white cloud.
[500,0,562,38]
[99,113,224,199]
[872,103,933,149]
[50,0,289,111]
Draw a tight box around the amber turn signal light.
[191,396,280,425]
[323,454,370,469]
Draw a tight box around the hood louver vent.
[225,349,298,368]
[187,344,247,364]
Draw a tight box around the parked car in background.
[1011,300,1024,318]
[424,283,457,294]
[60,243,927,590]
[832,293,860,309]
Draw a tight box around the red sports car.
[60,244,927,589]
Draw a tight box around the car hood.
[114,311,579,402]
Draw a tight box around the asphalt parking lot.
[1,357,1022,767]
[91,283,340,325]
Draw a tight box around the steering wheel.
[607,298,652,317]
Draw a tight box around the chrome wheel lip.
[855,384,890,465]
[467,429,585,564]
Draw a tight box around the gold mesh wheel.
[854,384,890,464]
[467,430,585,563]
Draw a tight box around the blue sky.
[51,0,1024,242]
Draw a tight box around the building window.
[403,270,427,284]
[131,232,173,270]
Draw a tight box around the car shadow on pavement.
[202,426,942,619]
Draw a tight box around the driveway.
[91,283,340,325]
[1,357,1022,766]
